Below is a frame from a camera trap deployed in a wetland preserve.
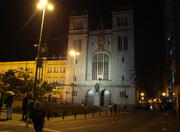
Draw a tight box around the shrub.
[13,101,102,118]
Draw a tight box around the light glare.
[40,0,48,6]
[37,3,43,9]
[140,92,144,96]
[76,52,80,56]
[47,4,54,10]
[69,50,80,56]
[70,50,76,56]
[162,92,166,97]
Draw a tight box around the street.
[0,111,180,132]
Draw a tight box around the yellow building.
[0,59,67,101]
[0,61,35,78]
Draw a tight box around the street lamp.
[140,92,145,97]
[140,92,145,104]
[69,50,80,103]
[162,92,166,97]
[34,0,54,99]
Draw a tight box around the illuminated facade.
[0,59,66,100]
[0,60,66,83]
[0,9,136,107]
[66,9,135,106]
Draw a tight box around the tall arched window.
[92,53,109,80]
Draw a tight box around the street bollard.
[84,110,86,118]
[106,109,108,116]
[92,111,94,117]
[62,110,65,119]
[84,107,86,118]
[74,111,77,119]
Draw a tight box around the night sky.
[1,0,165,96]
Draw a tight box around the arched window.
[92,53,109,80]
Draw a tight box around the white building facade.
[66,9,136,106]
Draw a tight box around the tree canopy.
[0,69,53,100]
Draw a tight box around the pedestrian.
[5,95,14,120]
[108,104,113,114]
[26,99,35,127]
[21,95,29,121]
[30,102,45,132]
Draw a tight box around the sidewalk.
[0,111,129,132]
[1,111,180,132]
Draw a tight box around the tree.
[35,81,53,100]
[0,69,53,101]
[1,70,20,92]
[17,72,34,98]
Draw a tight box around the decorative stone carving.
[95,82,100,92]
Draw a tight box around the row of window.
[73,36,128,52]
[118,36,128,51]
[91,53,126,80]
[92,53,109,80]
[74,39,82,52]
[19,67,33,73]
[46,80,65,84]
[72,15,129,31]
[73,21,83,30]
[92,40,111,50]
[47,67,66,73]
[117,16,129,27]
[72,90,78,96]
[119,91,127,98]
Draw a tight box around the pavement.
[0,111,128,132]
[1,111,180,132]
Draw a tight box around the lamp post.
[69,50,80,103]
[33,0,54,99]
[140,92,145,104]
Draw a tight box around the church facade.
[65,9,135,106]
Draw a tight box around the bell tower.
[66,13,89,103]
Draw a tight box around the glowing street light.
[69,50,80,56]
[141,97,144,100]
[162,92,166,97]
[34,0,54,99]
[47,4,54,10]
[69,50,80,103]
[140,92,145,97]
[172,92,176,96]
[36,0,54,48]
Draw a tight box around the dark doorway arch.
[101,89,111,106]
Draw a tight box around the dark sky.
[1,0,164,60]
[1,0,72,61]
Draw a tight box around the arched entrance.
[101,89,111,106]
[86,89,95,105]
